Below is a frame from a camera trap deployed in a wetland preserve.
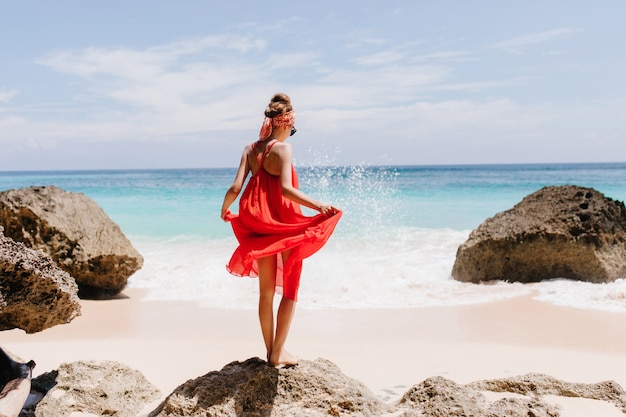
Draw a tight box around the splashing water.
[298,164,399,237]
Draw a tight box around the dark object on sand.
[0,347,36,417]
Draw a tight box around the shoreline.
[4,289,626,415]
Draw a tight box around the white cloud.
[411,50,478,63]
[2,15,623,170]
[352,49,410,66]
[262,52,321,70]
[310,98,547,139]
[319,64,450,94]
[31,34,472,144]
[31,35,280,138]
[491,27,582,54]
[0,89,18,103]
[351,40,430,67]
[38,35,268,80]
[0,116,24,127]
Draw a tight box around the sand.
[3,289,626,416]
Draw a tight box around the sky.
[1,1,625,170]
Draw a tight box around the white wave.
[126,228,626,313]
[125,229,506,309]
[531,279,626,313]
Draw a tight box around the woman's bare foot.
[268,348,299,368]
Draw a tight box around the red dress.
[224,140,342,301]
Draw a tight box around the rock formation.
[23,360,161,417]
[398,375,560,417]
[0,186,143,297]
[467,373,626,413]
[397,373,626,416]
[150,359,626,417]
[0,227,81,333]
[10,356,626,417]
[452,185,626,283]
[149,357,393,417]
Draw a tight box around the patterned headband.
[258,111,296,141]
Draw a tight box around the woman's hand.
[318,204,339,216]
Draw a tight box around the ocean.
[2,162,626,312]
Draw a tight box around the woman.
[221,93,342,367]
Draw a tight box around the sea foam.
[128,225,626,313]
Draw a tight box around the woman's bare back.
[249,140,285,177]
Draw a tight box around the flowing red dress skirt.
[224,165,341,301]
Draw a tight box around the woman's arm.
[275,143,338,215]
[221,147,251,220]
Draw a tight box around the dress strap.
[251,142,263,166]
[259,140,278,166]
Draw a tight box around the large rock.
[21,357,623,417]
[398,376,560,417]
[398,373,626,416]
[467,373,626,413]
[0,227,81,333]
[0,186,143,297]
[149,357,393,417]
[24,360,161,417]
[452,185,626,283]
[398,376,495,417]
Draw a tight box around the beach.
[4,288,626,416]
[3,165,626,415]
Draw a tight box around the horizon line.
[2,161,626,175]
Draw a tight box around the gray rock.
[0,227,80,333]
[149,357,393,417]
[17,357,625,417]
[0,186,143,297]
[24,360,161,417]
[398,376,489,416]
[467,372,626,413]
[486,397,560,417]
[397,373,626,416]
[452,185,626,283]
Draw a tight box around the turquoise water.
[2,163,625,239]
[2,163,626,311]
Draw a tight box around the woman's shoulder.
[267,141,292,162]
[264,141,292,172]
[269,141,292,153]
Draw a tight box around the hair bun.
[264,93,293,118]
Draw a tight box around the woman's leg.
[257,255,277,361]
[269,297,298,366]
[269,250,299,367]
